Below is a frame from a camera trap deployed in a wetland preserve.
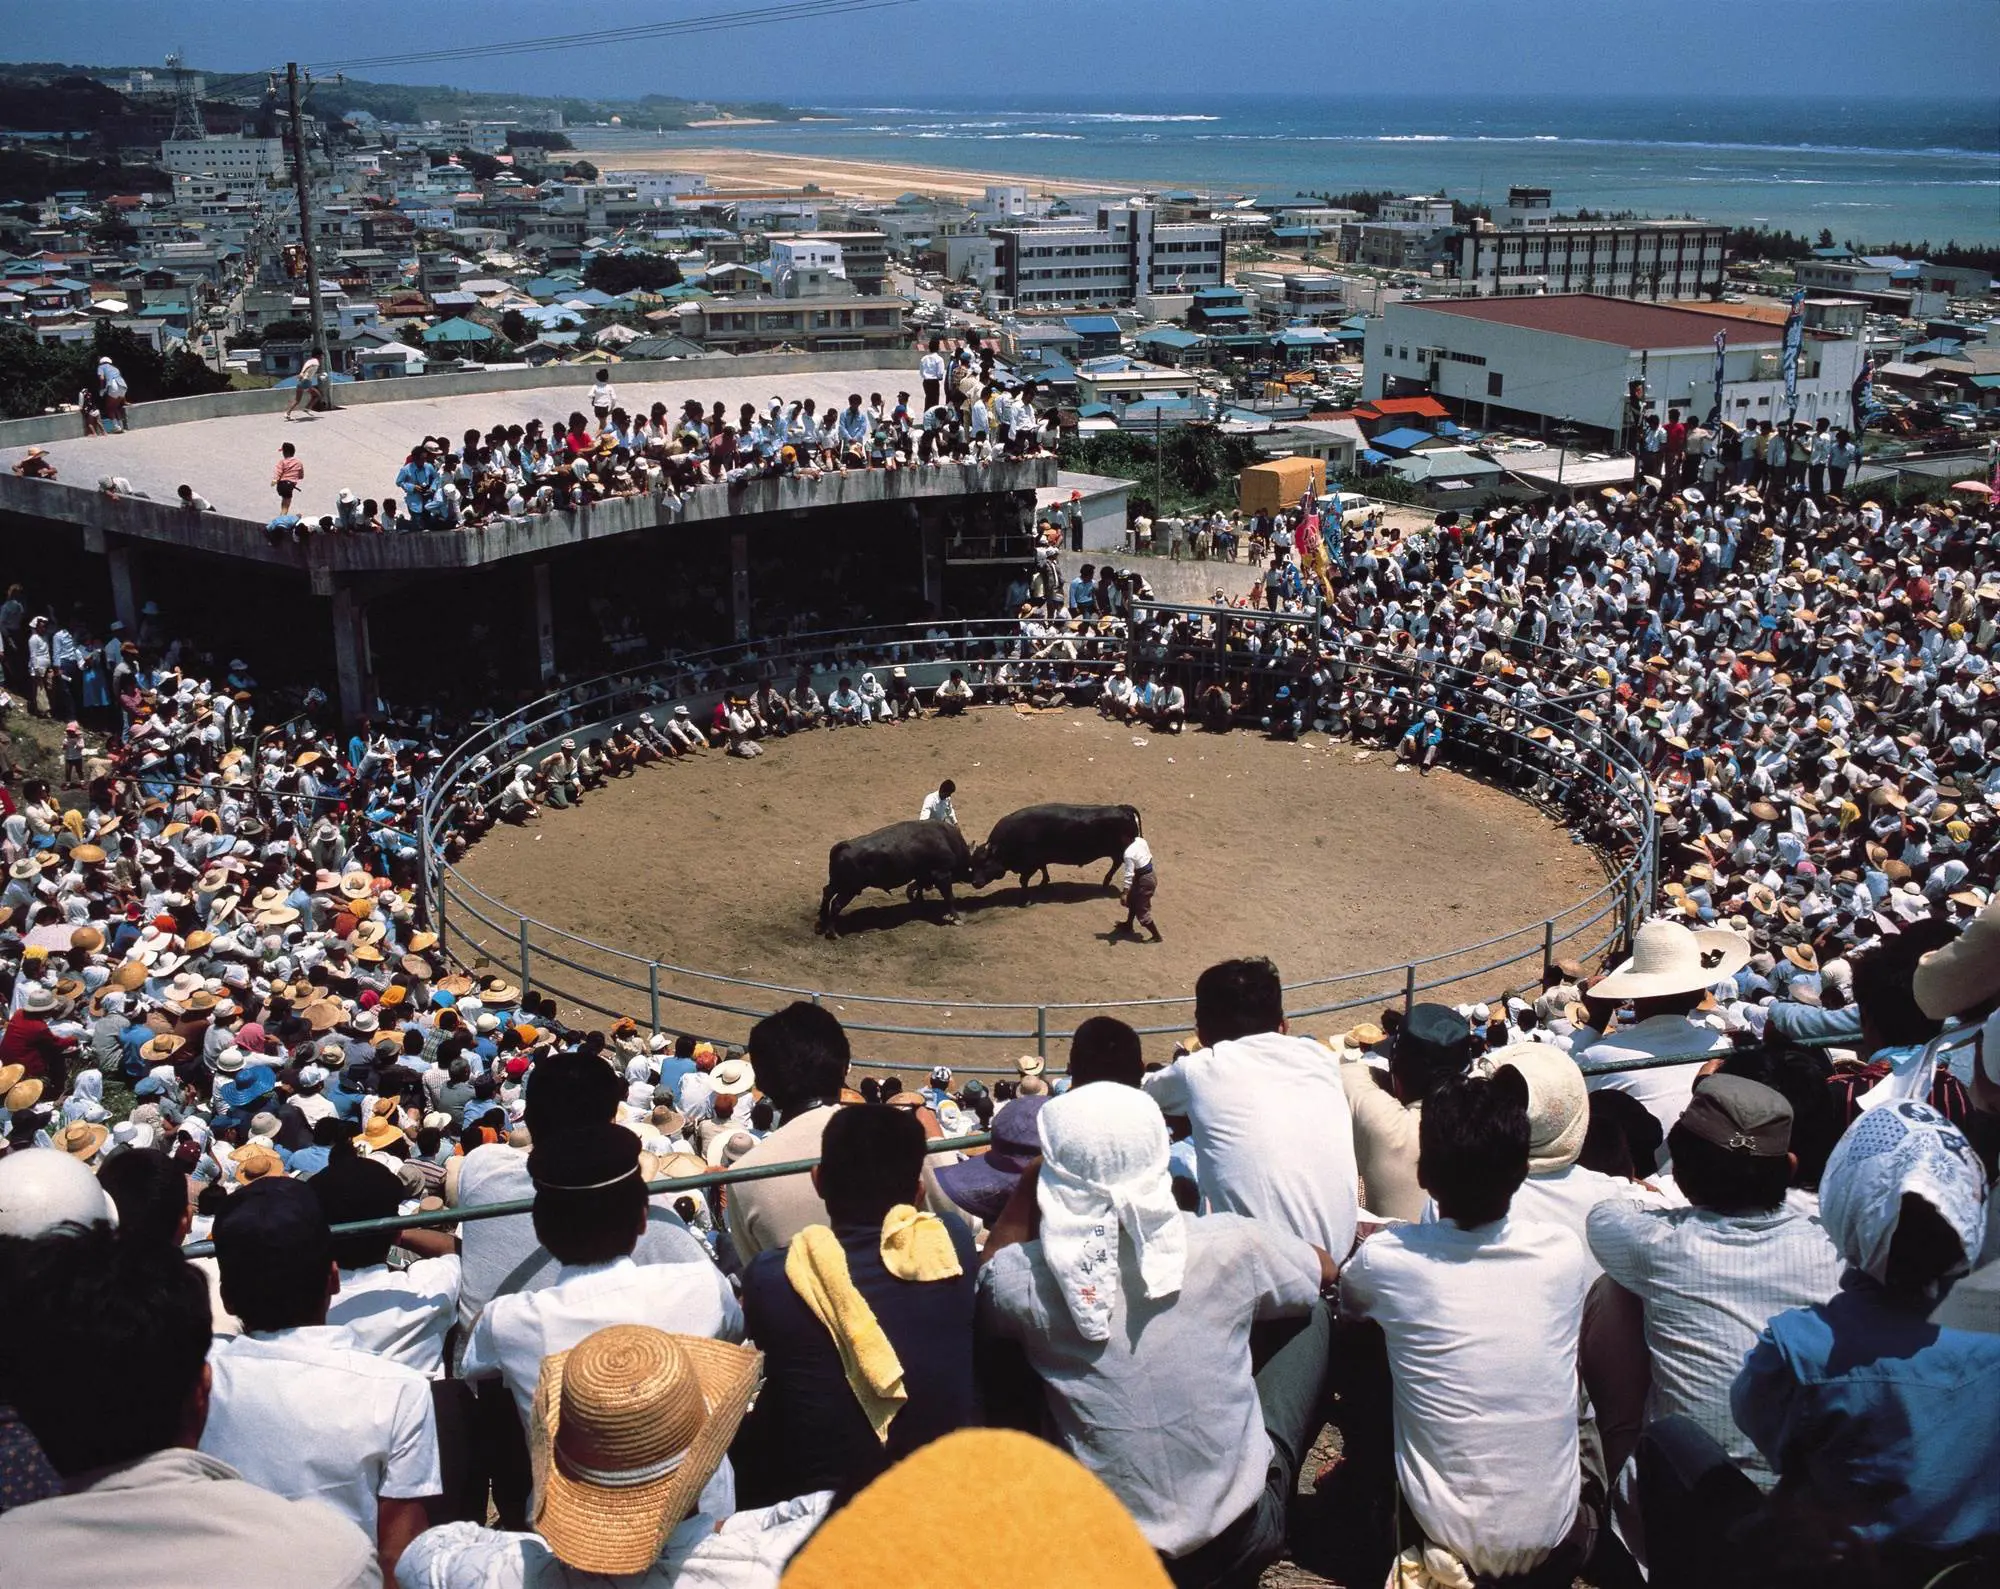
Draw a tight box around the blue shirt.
[1734,1275,2000,1550]
[289,1144,332,1177]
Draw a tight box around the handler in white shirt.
[918,778,958,824]
[1143,956,1358,1256]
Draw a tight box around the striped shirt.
[1587,1196,1844,1487]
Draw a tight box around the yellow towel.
[783,1206,962,1443]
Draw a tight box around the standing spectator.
[0,583,25,691]
[288,352,324,421]
[587,368,617,433]
[95,353,127,432]
[1142,957,1359,1256]
[0,1227,377,1588]
[203,1177,441,1578]
[274,441,304,510]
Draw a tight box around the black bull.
[970,803,1143,896]
[817,820,974,935]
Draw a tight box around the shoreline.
[567,141,1120,201]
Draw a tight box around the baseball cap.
[1678,1075,1791,1157]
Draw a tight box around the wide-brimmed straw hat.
[1592,917,1750,1001]
[530,1326,761,1576]
[708,1058,756,1096]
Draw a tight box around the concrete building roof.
[1405,293,1782,350]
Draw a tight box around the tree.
[562,159,599,181]
[448,148,504,181]
[0,322,227,421]
[500,309,529,345]
[1815,228,1835,249]
[582,252,684,296]
[506,129,573,152]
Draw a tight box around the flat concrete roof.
[10,365,919,524]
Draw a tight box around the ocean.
[590,92,2000,245]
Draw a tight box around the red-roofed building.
[1363,293,1864,447]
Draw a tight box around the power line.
[307,0,919,74]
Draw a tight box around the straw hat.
[1593,918,1751,1001]
[359,1099,406,1152]
[0,1064,20,1095]
[338,870,374,901]
[53,1120,109,1161]
[530,1326,761,1577]
[1478,1042,1587,1175]
[4,1078,45,1112]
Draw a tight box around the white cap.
[0,1150,119,1238]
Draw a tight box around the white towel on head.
[1034,1082,1185,1343]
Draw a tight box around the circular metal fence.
[420,620,1658,1074]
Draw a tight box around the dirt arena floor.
[455,709,1609,1069]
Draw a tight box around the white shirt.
[1582,1011,1733,1150]
[328,1256,462,1378]
[203,1324,441,1538]
[1428,1164,1656,1281]
[1340,1215,1588,1578]
[395,1493,834,1589]
[462,1254,744,1434]
[1143,1030,1359,1256]
[1586,1196,1844,1486]
[919,789,956,824]
[1116,835,1153,890]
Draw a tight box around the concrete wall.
[0,458,1057,587]
[0,350,925,450]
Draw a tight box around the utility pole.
[286,62,335,412]
[1153,403,1163,521]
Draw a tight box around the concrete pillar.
[920,519,944,617]
[105,539,140,637]
[532,561,556,685]
[329,581,373,726]
[729,531,751,642]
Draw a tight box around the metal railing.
[419,621,1658,1072]
[181,1129,995,1258]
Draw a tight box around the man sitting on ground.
[978,1081,1335,1587]
[736,1104,979,1504]
[1341,1068,1596,1586]
[0,1226,377,1588]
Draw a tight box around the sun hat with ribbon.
[530,1325,762,1576]
[1592,916,1751,1001]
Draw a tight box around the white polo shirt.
[327,1255,462,1378]
[202,1323,440,1538]
[1340,1215,1588,1579]
[1143,1030,1359,1256]
[462,1254,743,1433]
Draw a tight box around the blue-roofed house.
[1187,285,1254,334]
[1369,425,1441,457]
[420,315,502,348]
[1062,314,1124,359]
[1131,325,1210,367]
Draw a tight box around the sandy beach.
[567,141,1113,202]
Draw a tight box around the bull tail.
[1125,804,1143,836]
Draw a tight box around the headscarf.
[1035,1083,1185,1343]
[61,1068,108,1125]
[1820,1100,1986,1290]
[1478,1042,1587,1175]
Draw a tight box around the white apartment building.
[160,135,288,184]
[1442,187,1727,300]
[1364,294,1865,443]
[993,204,1224,307]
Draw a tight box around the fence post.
[1541,918,1555,979]
[1403,962,1415,1017]
[1035,1005,1048,1059]
[649,961,661,1036]
[518,918,533,997]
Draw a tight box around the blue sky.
[3,0,1994,101]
